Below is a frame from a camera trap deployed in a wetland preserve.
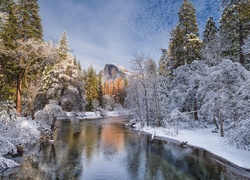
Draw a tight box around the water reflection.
[2,117,250,180]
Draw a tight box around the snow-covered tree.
[125,76,144,123]
[58,31,69,61]
[34,40,85,113]
[202,17,217,48]
[12,39,56,114]
[158,48,168,76]
[184,33,202,64]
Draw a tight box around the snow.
[64,108,131,120]
[0,118,41,174]
[0,157,19,174]
[138,124,250,169]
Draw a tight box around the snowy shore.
[136,124,250,170]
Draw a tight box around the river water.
[2,116,250,180]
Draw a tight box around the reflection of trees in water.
[125,135,248,180]
[54,121,83,179]
[125,132,146,180]
[101,123,125,160]
[81,122,99,163]
[125,134,192,179]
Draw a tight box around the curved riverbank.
[136,125,250,172]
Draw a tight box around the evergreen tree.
[84,65,98,110]
[77,60,82,71]
[168,23,185,67]
[220,0,250,64]
[185,33,202,64]
[73,55,77,66]
[17,0,43,40]
[168,0,201,68]
[178,0,199,36]
[58,31,69,61]
[0,1,19,101]
[0,1,19,50]
[97,71,103,108]
[202,17,217,47]
[202,17,219,64]
[158,48,168,76]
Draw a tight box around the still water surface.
[3,116,250,179]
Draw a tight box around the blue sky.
[38,0,221,72]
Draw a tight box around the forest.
[0,0,250,168]
[124,0,250,151]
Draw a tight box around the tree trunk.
[239,5,244,65]
[213,117,219,129]
[154,85,160,127]
[219,111,224,137]
[145,89,149,126]
[16,75,22,115]
[193,98,198,120]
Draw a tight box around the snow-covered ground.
[66,109,131,119]
[0,118,41,174]
[137,124,250,170]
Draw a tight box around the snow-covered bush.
[0,101,17,124]
[227,118,250,151]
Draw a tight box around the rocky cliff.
[102,64,128,81]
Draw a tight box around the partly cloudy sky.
[38,0,221,72]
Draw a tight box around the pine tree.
[77,60,82,71]
[185,33,202,64]
[0,1,19,101]
[178,0,199,36]
[0,1,19,50]
[202,17,219,64]
[85,65,98,110]
[97,71,103,108]
[168,23,185,67]
[202,17,217,47]
[58,31,69,61]
[158,48,168,76]
[73,55,77,66]
[168,0,201,68]
[220,0,250,64]
[17,0,43,40]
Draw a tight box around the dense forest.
[125,0,250,150]
[0,0,250,152]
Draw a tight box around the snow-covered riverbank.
[136,125,250,170]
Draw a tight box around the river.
[2,116,250,179]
